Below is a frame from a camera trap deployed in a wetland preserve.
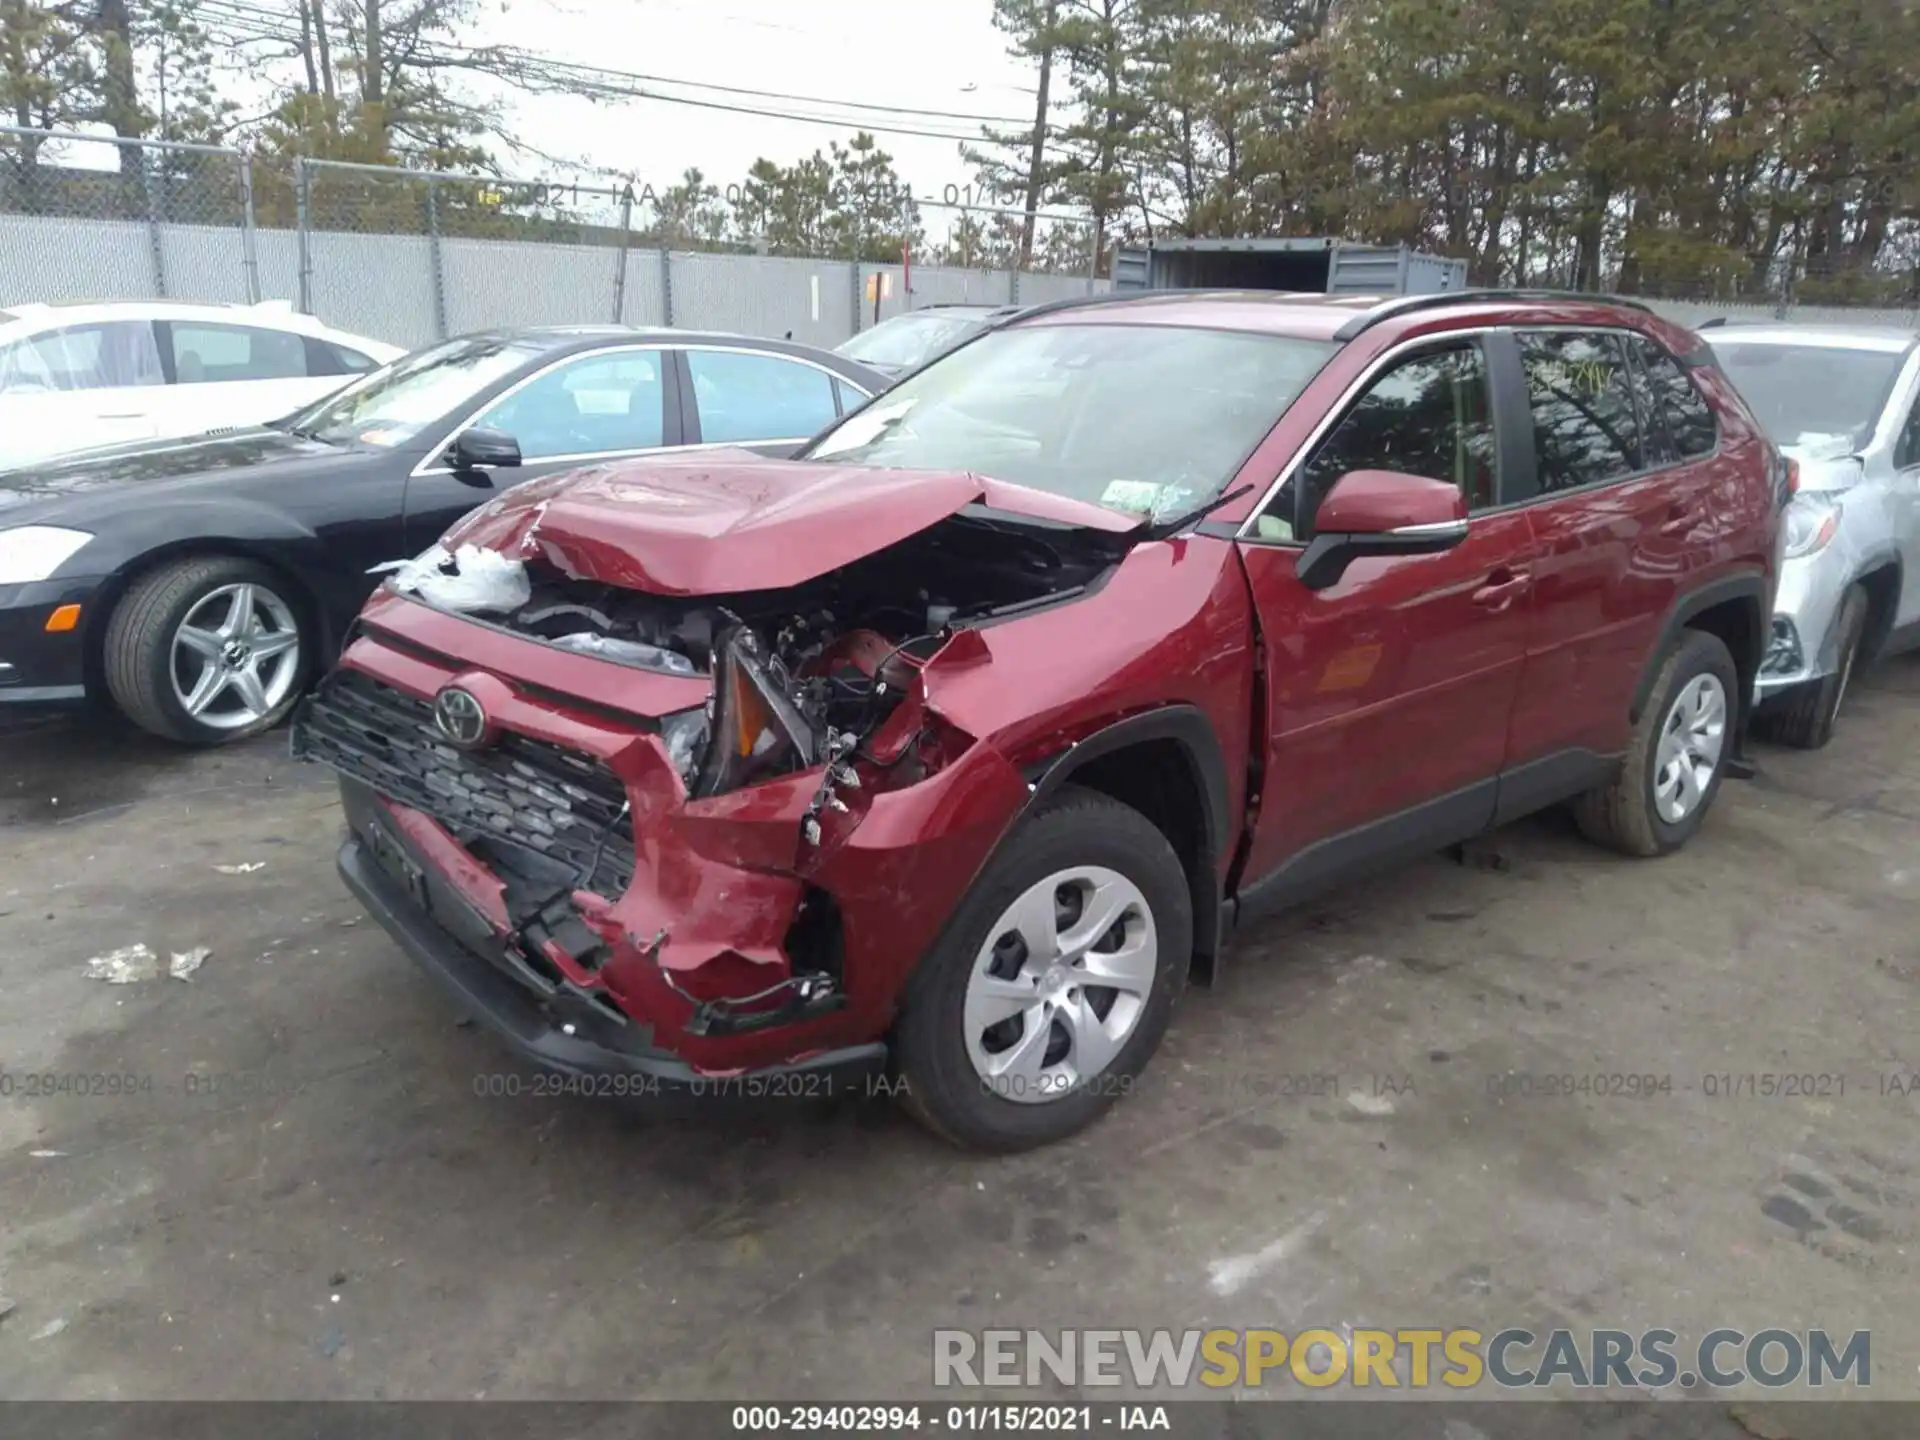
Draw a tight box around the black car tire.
[1753,584,1867,751]
[1574,629,1740,858]
[104,556,313,746]
[892,785,1190,1153]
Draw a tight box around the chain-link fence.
[0,128,1105,351]
[0,127,261,307]
[11,125,1916,352]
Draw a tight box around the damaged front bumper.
[293,592,1033,1082]
[335,790,886,1091]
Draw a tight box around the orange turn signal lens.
[44,603,82,633]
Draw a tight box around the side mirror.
[449,426,522,474]
[1295,468,1469,591]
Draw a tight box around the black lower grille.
[293,669,635,895]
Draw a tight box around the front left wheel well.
[82,543,330,698]
[1039,735,1224,984]
[1857,561,1902,663]
[1680,596,1762,717]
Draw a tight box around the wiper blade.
[1137,484,1255,543]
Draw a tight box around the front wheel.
[104,556,312,745]
[893,786,1191,1152]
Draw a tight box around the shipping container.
[1110,237,1468,296]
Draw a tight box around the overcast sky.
[43,0,1041,231]
[437,0,1037,204]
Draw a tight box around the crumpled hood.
[441,446,1142,595]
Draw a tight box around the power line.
[194,0,1043,136]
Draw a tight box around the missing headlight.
[689,627,819,798]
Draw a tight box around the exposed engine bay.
[382,509,1124,839]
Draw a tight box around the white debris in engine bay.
[549,631,698,675]
[369,543,533,614]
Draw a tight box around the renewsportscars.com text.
[933,1327,1872,1390]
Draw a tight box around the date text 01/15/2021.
[463,1070,1377,1104]
[1482,1072,1919,1099]
[730,1406,1170,1432]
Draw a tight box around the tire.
[103,556,313,745]
[1753,585,1867,751]
[1574,629,1739,858]
[893,785,1192,1152]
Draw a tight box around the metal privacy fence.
[9,127,1914,351]
[0,126,1103,351]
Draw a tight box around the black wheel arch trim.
[1629,571,1770,724]
[85,534,339,691]
[1020,705,1232,860]
[1849,552,1905,663]
[1016,704,1232,974]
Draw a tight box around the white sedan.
[0,299,403,468]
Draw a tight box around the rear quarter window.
[1634,336,1718,459]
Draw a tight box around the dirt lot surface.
[2,658,1917,1433]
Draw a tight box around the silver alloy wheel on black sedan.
[170,582,303,731]
[963,865,1158,1104]
[105,554,316,745]
[1652,672,1727,823]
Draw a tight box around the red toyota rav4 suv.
[294,290,1784,1151]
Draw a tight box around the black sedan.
[0,326,887,744]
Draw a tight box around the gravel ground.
[1,657,1917,1432]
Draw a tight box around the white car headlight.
[0,525,94,584]
[1781,494,1842,559]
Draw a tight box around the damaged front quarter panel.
[630,625,1034,1053]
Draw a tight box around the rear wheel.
[893,786,1190,1152]
[1754,584,1867,751]
[104,556,311,745]
[1574,629,1738,858]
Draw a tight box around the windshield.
[281,334,549,446]
[1708,341,1907,452]
[838,312,990,369]
[806,322,1338,522]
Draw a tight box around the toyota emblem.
[432,686,490,749]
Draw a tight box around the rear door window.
[1517,331,1644,492]
[687,349,840,444]
[305,337,378,377]
[1632,336,1717,460]
[168,323,310,384]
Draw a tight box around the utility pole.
[1018,0,1057,270]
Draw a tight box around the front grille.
[294,669,635,894]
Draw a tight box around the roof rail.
[1330,289,1657,342]
[981,291,1134,330]
[987,286,1321,331]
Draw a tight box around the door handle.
[1657,505,1696,536]
[1472,569,1530,610]
[98,412,146,420]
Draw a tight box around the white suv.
[0,300,403,468]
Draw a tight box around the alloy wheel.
[962,865,1158,1104]
[169,582,302,731]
